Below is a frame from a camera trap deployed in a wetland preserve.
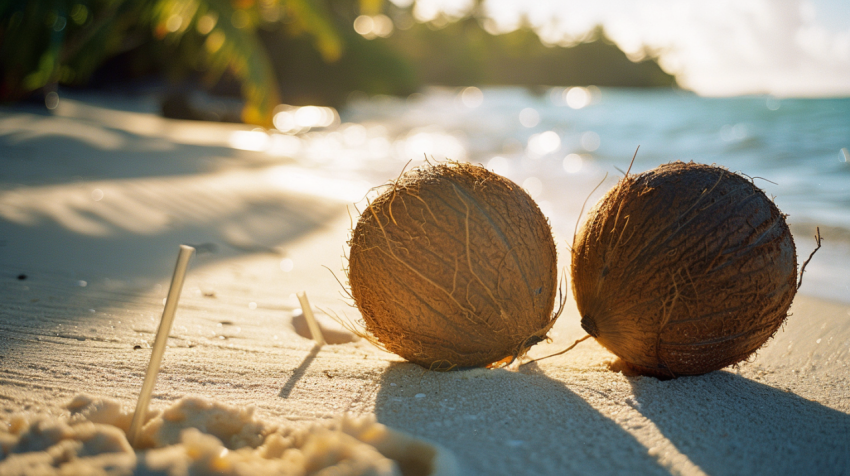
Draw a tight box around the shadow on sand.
[627,370,850,475]
[373,362,671,476]
[279,345,321,398]
[0,106,345,281]
[0,103,347,359]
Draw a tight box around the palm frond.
[0,0,365,126]
[284,0,343,62]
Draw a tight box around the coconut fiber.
[571,161,797,377]
[348,162,559,369]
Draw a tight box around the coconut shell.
[571,161,797,378]
[348,162,559,369]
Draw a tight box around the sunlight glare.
[267,134,302,157]
[263,166,371,202]
[273,110,298,133]
[565,87,591,109]
[368,136,391,156]
[528,131,561,156]
[342,124,367,146]
[296,107,324,128]
[401,128,467,161]
[414,0,475,22]
[274,105,338,133]
[229,130,270,151]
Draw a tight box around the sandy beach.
[2,97,849,475]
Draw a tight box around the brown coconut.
[571,161,797,378]
[348,162,560,369]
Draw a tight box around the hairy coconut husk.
[571,161,797,378]
[348,162,560,369]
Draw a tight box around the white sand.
[1,96,849,475]
[0,395,456,475]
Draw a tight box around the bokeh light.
[273,105,338,134]
[487,156,510,176]
[197,13,217,35]
[166,15,183,33]
[45,92,59,110]
[460,86,484,108]
[354,14,394,39]
[399,128,467,161]
[280,258,294,272]
[580,131,600,151]
[229,130,271,151]
[519,107,540,128]
[766,97,781,111]
[562,153,583,173]
[528,131,561,156]
[720,123,748,142]
[267,134,302,157]
[522,176,543,198]
[342,124,367,146]
[565,87,591,109]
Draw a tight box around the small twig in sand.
[128,245,195,447]
[520,334,592,366]
[797,226,822,290]
[297,291,326,346]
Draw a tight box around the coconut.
[348,162,560,369]
[571,161,797,378]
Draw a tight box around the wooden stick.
[128,245,195,446]
[297,291,326,346]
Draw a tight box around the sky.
[404,0,850,97]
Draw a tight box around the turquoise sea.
[338,87,850,302]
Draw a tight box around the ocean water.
[331,87,850,302]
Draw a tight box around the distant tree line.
[271,17,676,107]
[0,0,675,124]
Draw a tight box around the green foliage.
[384,19,676,88]
[1,1,135,99]
[0,0,346,125]
[1,1,676,126]
[261,25,418,107]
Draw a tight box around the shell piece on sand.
[0,395,457,476]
